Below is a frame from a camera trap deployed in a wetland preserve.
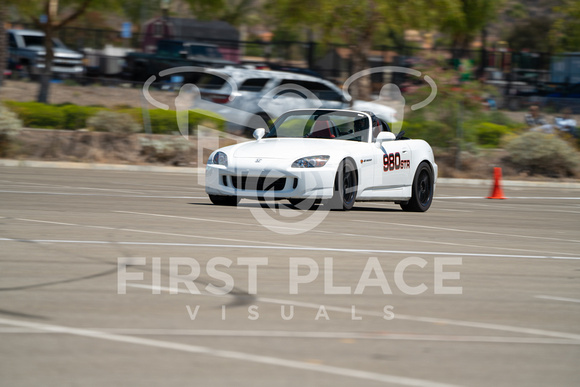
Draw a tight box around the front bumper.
[205,161,336,200]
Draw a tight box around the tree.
[185,0,259,27]
[439,0,502,58]
[267,0,463,100]
[14,0,103,103]
[506,16,554,53]
[119,0,157,33]
[551,0,580,52]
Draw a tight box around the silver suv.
[195,68,349,135]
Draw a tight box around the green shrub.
[87,110,141,135]
[60,104,104,129]
[149,109,180,134]
[474,122,511,148]
[485,110,519,128]
[0,104,23,156]
[2,101,226,134]
[4,101,102,130]
[4,101,65,128]
[142,108,226,135]
[504,131,580,177]
[189,109,226,132]
[402,120,455,148]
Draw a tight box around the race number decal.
[383,152,410,172]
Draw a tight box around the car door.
[374,140,412,189]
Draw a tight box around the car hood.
[232,138,350,159]
[25,46,83,58]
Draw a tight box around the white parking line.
[0,180,149,194]
[12,218,301,248]
[535,295,580,304]
[115,210,295,229]
[114,211,576,257]
[434,209,473,213]
[0,190,205,199]
[0,317,459,387]
[5,205,565,258]
[435,196,486,199]
[436,196,580,200]
[0,326,576,345]
[2,237,579,261]
[125,284,580,342]
[353,219,580,244]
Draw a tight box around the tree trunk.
[0,4,7,88]
[350,41,372,101]
[35,0,91,103]
[37,21,54,103]
[344,2,375,101]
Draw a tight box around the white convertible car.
[205,109,437,211]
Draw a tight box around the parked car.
[7,29,84,79]
[206,109,437,211]
[545,83,580,99]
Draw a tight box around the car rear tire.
[400,162,433,212]
[328,159,357,211]
[209,194,240,206]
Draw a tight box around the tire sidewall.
[330,159,357,210]
[412,162,433,211]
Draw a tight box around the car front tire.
[400,161,434,212]
[328,159,357,211]
[209,194,240,206]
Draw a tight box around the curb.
[0,159,204,174]
[2,159,580,188]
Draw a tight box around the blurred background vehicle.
[121,39,235,82]
[195,68,349,135]
[192,68,396,135]
[7,29,84,80]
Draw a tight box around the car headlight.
[209,151,228,166]
[291,155,330,168]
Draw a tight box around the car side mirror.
[253,128,266,140]
[375,131,396,147]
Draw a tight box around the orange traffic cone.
[487,167,506,199]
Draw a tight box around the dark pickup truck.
[121,39,235,82]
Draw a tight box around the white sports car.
[205,109,437,211]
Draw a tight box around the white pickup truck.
[7,29,84,78]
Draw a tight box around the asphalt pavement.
[1,165,579,387]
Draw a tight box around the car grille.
[229,175,288,191]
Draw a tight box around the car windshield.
[188,45,222,59]
[21,34,64,48]
[265,110,371,142]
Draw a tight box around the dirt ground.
[0,79,178,109]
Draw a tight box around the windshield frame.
[264,109,374,143]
